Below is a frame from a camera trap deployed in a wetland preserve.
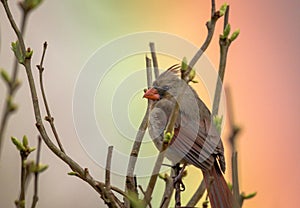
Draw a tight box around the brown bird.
[143,68,238,208]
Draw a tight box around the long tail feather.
[202,161,240,208]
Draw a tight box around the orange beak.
[143,88,160,100]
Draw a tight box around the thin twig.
[149,42,159,79]
[31,136,42,208]
[36,41,65,153]
[104,146,120,208]
[18,152,27,208]
[0,0,29,157]
[1,2,121,206]
[226,88,241,208]
[125,55,153,207]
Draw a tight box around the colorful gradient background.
[1,0,299,207]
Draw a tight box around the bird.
[143,67,238,208]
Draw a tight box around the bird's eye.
[161,86,170,91]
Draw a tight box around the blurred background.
[0,0,299,207]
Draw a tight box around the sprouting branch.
[36,41,65,153]
[1,1,123,207]
[212,6,230,116]
[0,0,31,156]
[184,0,221,81]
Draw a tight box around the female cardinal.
[143,68,237,208]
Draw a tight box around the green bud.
[11,41,24,64]
[219,3,228,16]
[230,29,240,42]
[227,182,233,191]
[222,24,231,38]
[181,57,188,71]
[11,137,26,151]
[242,191,257,200]
[7,97,18,112]
[164,131,174,143]
[21,0,43,12]
[1,69,11,84]
[22,135,28,148]
[188,69,196,81]
[25,48,33,59]
[213,115,223,134]
[68,171,79,176]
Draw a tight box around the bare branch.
[125,55,154,207]
[36,42,65,153]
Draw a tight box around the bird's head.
[143,68,183,101]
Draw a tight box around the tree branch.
[1,2,122,207]
[31,136,42,208]
[149,42,159,79]
[186,179,206,207]
[36,41,65,153]
[125,56,153,207]
[212,6,231,116]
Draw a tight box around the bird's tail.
[202,161,240,208]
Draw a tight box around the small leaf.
[36,164,48,173]
[181,57,188,71]
[1,69,11,84]
[242,191,257,200]
[230,29,240,41]
[11,137,25,151]
[29,147,36,153]
[219,3,228,16]
[11,41,24,64]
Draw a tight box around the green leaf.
[242,191,257,200]
[219,3,228,16]
[0,69,11,84]
[36,164,48,173]
[230,29,240,41]
[11,41,24,64]
[181,57,188,71]
[68,171,79,176]
[11,137,25,151]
